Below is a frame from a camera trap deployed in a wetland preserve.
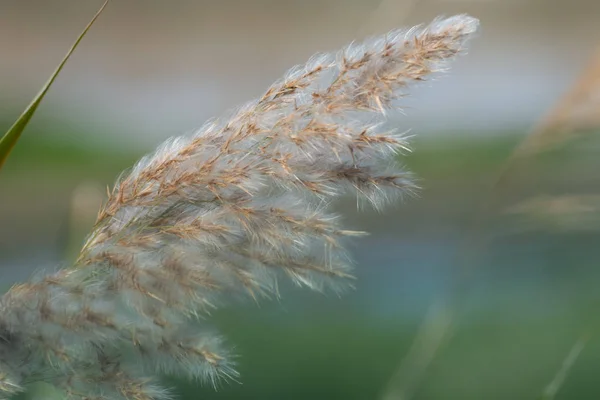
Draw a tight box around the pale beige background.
[0,0,598,145]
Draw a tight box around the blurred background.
[2,0,600,399]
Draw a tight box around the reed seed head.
[0,15,478,399]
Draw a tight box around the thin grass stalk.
[539,333,590,400]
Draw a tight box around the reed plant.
[0,11,479,400]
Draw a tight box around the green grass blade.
[0,0,110,171]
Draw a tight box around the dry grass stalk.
[381,302,454,400]
[540,333,590,400]
[504,194,600,232]
[0,15,478,399]
[516,46,600,156]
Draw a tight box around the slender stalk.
[540,333,590,400]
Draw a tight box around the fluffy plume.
[0,15,478,399]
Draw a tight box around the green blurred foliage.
[2,124,600,399]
